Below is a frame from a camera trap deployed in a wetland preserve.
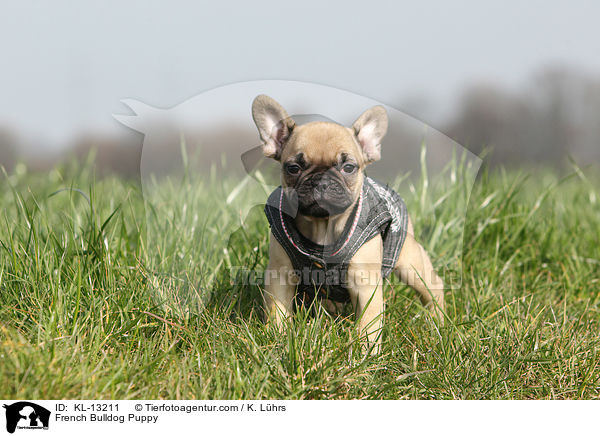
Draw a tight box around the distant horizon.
[1,63,596,155]
[2,1,600,154]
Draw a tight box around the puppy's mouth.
[293,178,354,218]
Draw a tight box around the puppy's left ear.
[352,106,388,163]
[252,95,296,160]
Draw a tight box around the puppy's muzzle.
[296,172,353,217]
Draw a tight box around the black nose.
[315,180,328,193]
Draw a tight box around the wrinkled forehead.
[282,122,361,165]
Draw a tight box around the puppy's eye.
[286,164,301,175]
[341,164,356,174]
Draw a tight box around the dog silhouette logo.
[113,80,482,307]
[2,402,50,434]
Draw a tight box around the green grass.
[0,152,599,399]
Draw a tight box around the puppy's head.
[252,95,388,218]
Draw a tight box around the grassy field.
[0,152,599,400]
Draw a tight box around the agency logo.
[114,80,482,313]
[2,402,50,434]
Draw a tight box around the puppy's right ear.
[352,105,388,163]
[252,95,295,160]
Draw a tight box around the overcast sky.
[1,0,599,150]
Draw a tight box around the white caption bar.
[0,400,596,436]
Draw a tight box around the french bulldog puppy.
[252,95,444,352]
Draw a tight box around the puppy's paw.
[426,300,445,326]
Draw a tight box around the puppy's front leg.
[263,235,296,329]
[347,235,384,353]
[394,218,445,323]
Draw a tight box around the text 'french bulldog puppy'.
[252,95,444,352]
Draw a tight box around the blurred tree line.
[445,67,600,166]
[0,67,598,177]
[0,129,17,173]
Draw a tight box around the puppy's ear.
[252,95,295,160]
[352,105,388,163]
